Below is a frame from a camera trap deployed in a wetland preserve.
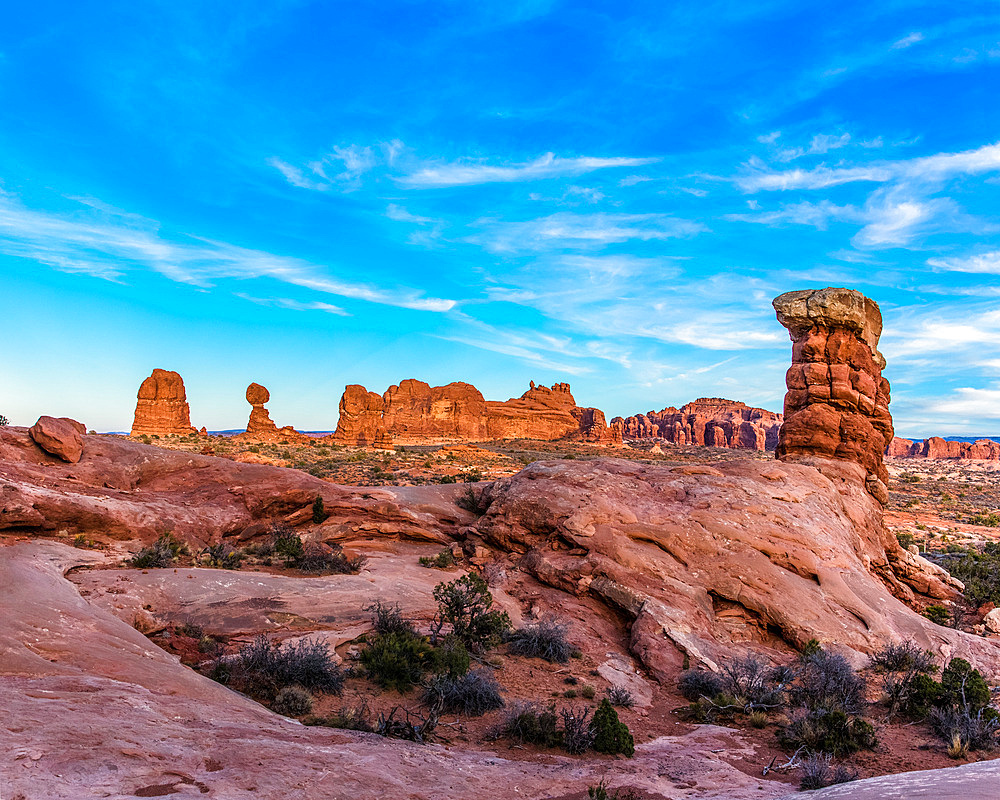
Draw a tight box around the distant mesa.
[130,369,197,437]
[888,436,1000,461]
[333,379,621,447]
[612,398,781,451]
[240,382,310,444]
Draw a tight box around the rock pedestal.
[130,369,197,437]
[773,287,893,504]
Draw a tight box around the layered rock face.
[333,379,620,446]
[130,369,197,437]
[888,436,1000,460]
[242,382,309,443]
[773,287,893,504]
[613,398,782,451]
[381,379,489,440]
[333,384,393,448]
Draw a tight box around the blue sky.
[1,1,998,436]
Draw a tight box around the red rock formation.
[382,379,489,441]
[29,416,85,463]
[887,436,1000,460]
[333,379,620,445]
[612,398,782,451]
[773,287,893,504]
[333,385,393,448]
[241,383,309,443]
[130,369,197,437]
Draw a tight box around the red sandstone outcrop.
[333,384,393,448]
[130,369,197,437]
[888,435,1000,460]
[28,416,85,463]
[333,379,620,446]
[241,382,309,443]
[613,398,782,451]
[773,287,893,505]
[382,379,489,440]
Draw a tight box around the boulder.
[28,416,84,463]
[130,369,197,437]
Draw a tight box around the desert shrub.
[312,495,327,524]
[455,486,487,514]
[748,710,768,728]
[176,621,204,639]
[582,684,596,699]
[941,543,1000,606]
[719,655,790,711]
[304,701,373,732]
[424,669,505,716]
[941,657,991,712]
[128,533,188,568]
[930,706,1000,752]
[272,685,314,717]
[432,573,511,652]
[217,635,344,702]
[968,512,1000,527]
[419,549,455,569]
[203,542,243,570]
[561,706,595,755]
[799,753,857,790]
[490,701,561,747]
[869,641,937,717]
[294,542,365,574]
[361,629,433,692]
[591,698,635,756]
[607,685,635,709]
[0,414,8,426]
[778,708,876,756]
[792,651,866,715]
[507,616,573,663]
[367,601,416,637]
[896,532,917,550]
[429,634,470,679]
[587,780,640,800]
[271,524,305,563]
[924,604,952,626]
[678,669,725,701]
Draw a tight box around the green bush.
[271,525,305,563]
[490,702,561,747]
[591,698,635,756]
[312,496,327,524]
[923,604,951,626]
[941,543,1000,606]
[941,657,991,711]
[361,630,433,692]
[203,542,243,570]
[432,573,511,652]
[429,634,470,679]
[419,549,455,569]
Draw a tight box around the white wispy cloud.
[726,200,859,229]
[927,250,1000,274]
[386,204,436,224]
[892,32,925,49]
[0,192,456,313]
[235,293,350,316]
[398,153,659,188]
[470,212,705,253]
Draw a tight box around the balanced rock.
[241,382,307,443]
[29,416,84,463]
[130,369,197,437]
[613,398,782,451]
[773,287,893,504]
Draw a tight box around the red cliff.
[612,398,782,451]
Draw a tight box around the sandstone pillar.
[130,369,197,437]
[773,287,893,504]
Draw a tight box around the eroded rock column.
[773,287,894,504]
[130,369,197,437]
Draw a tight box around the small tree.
[0,414,8,426]
[312,496,327,524]
[432,573,511,651]
[591,698,635,756]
